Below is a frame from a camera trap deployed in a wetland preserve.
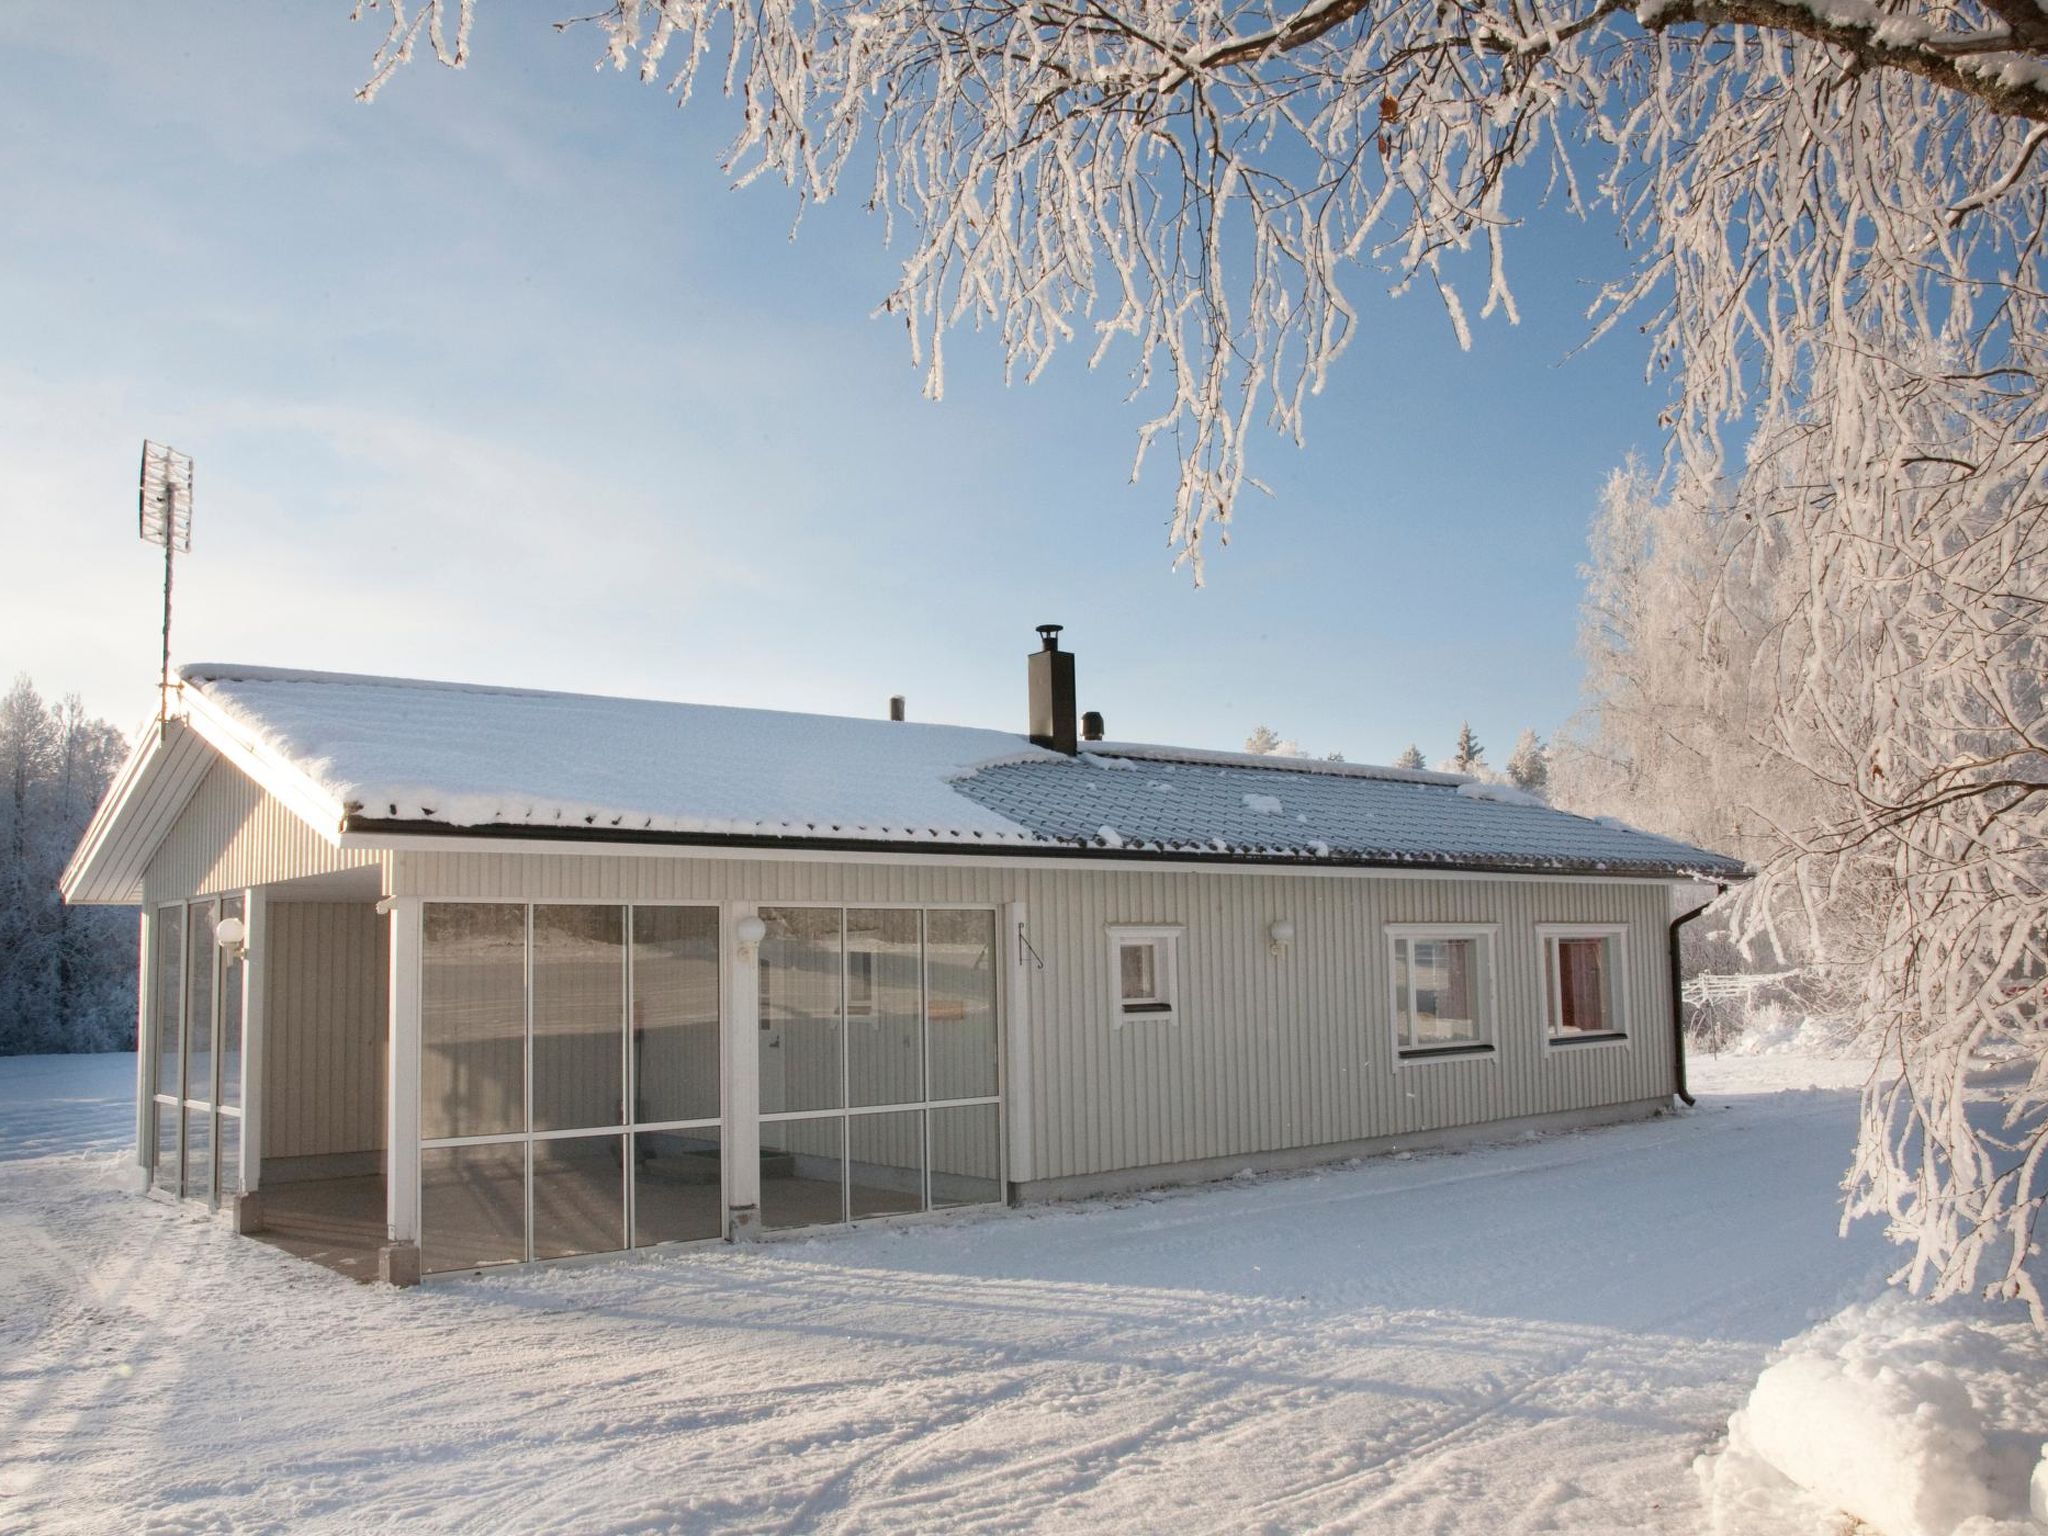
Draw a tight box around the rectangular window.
[1542,926,1628,1043]
[1109,927,1180,1020]
[1388,925,1495,1058]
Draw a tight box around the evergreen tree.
[1392,744,1425,771]
[1451,722,1485,775]
[1244,725,1281,756]
[0,675,134,1055]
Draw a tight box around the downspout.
[1667,883,1727,1107]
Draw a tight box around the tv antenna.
[138,441,194,736]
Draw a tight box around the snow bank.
[1699,1294,2048,1536]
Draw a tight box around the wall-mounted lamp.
[216,916,248,962]
[735,914,767,955]
[1267,919,1295,958]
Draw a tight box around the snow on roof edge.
[1091,740,1470,786]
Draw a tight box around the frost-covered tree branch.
[352,0,2047,1319]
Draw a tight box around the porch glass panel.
[633,1129,722,1246]
[846,909,922,1108]
[184,901,215,1105]
[421,1142,526,1274]
[531,1135,626,1260]
[759,908,842,1115]
[760,1115,845,1230]
[421,903,527,1140]
[219,896,244,1111]
[153,905,183,1106]
[927,910,999,1101]
[630,907,720,1124]
[531,905,625,1133]
[929,1103,1002,1208]
[848,1110,923,1220]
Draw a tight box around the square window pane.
[847,909,922,1107]
[422,1142,526,1274]
[154,907,183,1104]
[634,1129,723,1246]
[1552,938,1616,1037]
[532,1135,626,1260]
[219,897,244,1110]
[422,904,527,1140]
[184,1107,212,1203]
[759,908,843,1114]
[632,907,720,1124]
[185,901,215,1105]
[760,1115,844,1230]
[217,1111,241,1199]
[152,1099,178,1194]
[930,1103,1002,1208]
[532,906,625,1132]
[849,1111,923,1220]
[927,910,998,1101]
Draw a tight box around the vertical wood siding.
[395,851,1676,1183]
[141,759,385,905]
[262,902,388,1160]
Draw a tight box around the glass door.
[150,895,243,1207]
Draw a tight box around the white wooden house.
[61,631,1743,1284]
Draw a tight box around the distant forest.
[0,677,134,1054]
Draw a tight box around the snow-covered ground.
[0,1047,2030,1534]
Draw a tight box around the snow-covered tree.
[1449,723,1485,777]
[1505,730,1548,799]
[1244,726,1282,756]
[357,0,2048,1319]
[0,677,134,1055]
[1393,745,1426,771]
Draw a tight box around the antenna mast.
[138,441,194,738]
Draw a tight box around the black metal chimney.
[889,695,906,722]
[1028,624,1077,754]
[1082,710,1105,742]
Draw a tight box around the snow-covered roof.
[133,663,1744,881]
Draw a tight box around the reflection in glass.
[422,1142,527,1273]
[219,897,244,1111]
[184,1107,212,1204]
[847,909,922,1107]
[532,1135,626,1259]
[532,906,625,1132]
[926,910,999,1100]
[760,1115,844,1229]
[848,1111,923,1219]
[422,904,527,1140]
[634,1129,723,1246]
[217,1111,241,1198]
[153,1099,178,1194]
[759,908,842,1114]
[632,907,720,1124]
[154,905,183,1107]
[185,901,216,1105]
[929,1103,1002,1208]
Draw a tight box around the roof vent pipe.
[889,695,906,722]
[1028,624,1077,755]
[1082,710,1105,742]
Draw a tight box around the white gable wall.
[141,758,385,907]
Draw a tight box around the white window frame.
[1385,923,1499,1065]
[1108,925,1182,1024]
[1537,923,1631,1049]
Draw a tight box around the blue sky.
[0,6,1666,766]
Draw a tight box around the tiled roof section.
[953,754,1749,878]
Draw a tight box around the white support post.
[132,909,153,1193]
[1004,902,1035,1189]
[239,887,268,1198]
[382,896,423,1286]
[724,900,761,1238]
